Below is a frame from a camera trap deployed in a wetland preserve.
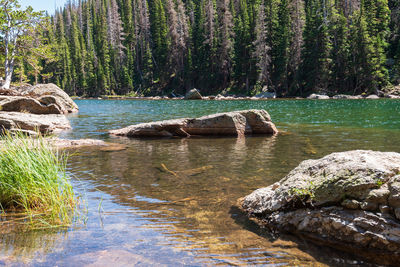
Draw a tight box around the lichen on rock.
[240,150,400,265]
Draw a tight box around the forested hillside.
[27,0,400,96]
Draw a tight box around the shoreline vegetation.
[0,131,78,228]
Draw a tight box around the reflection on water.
[1,99,400,266]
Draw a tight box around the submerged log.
[109,109,278,138]
[239,150,400,266]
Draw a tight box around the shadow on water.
[228,205,379,267]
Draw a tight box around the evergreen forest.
[10,0,400,96]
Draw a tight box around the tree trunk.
[3,68,13,89]
[3,57,14,89]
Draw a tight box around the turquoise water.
[62,99,400,140]
[1,99,400,266]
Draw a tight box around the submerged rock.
[185,89,203,100]
[0,137,126,151]
[49,138,126,151]
[0,111,71,134]
[109,109,278,138]
[240,150,400,265]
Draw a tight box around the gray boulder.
[0,96,62,114]
[240,150,400,265]
[387,94,400,99]
[332,94,361,99]
[110,109,278,138]
[307,93,330,99]
[185,89,203,100]
[255,91,276,99]
[19,83,78,113]
[215,94,225,100]
[0,111,71,134]
[365,94,380,99]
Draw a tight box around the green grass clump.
[0,132,77,227]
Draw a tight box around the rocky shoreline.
[0,84,127,150]
[239,150,400,266]
[72,87,400,100]
[73,93,400,101]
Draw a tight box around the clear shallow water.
[1,99,400,266]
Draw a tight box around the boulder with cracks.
[240,150,400,265]
[0,112,71,135]
[109,109,278,138]
[0,83,78,114]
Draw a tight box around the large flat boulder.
[0,112,71,134]
[240,150,400,265]
[109,109,278,137]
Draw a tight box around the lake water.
[1,99,400,266]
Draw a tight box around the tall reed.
[0,132,76,227]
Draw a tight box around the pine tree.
[233,0,253,93]
[388,0,399,85]
[330,4,350,93]
[347,0,390,93]
[26,0,397,96]
[271,0,291,96]
[364,0,390,91]
[287,0,304,95]
[149,0,168,77]
[252,0,271,91]
[217,0,234,89]
[300,0,332,94]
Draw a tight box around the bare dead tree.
[252,0,271,88]
[166,0,189,74]
[107,0,125,58]
[217,0,234,88]
[204,0,215,48]
[288,0,304,91]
